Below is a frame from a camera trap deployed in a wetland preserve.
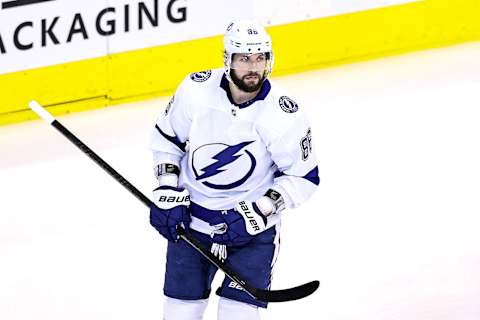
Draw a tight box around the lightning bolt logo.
[192,141,257,190]
[195,141,254,180]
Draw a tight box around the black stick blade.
[254,280,320,302]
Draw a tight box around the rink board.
[0,0,479,125]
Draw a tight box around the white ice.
[1,42,480,320]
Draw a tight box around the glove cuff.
[158,174,178,187]
[153,187,190,209]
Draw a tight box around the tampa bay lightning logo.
[190,70,212,82]
[279,96,299,113]
[192,141,256,190]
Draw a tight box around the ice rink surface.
[1,42,480,320]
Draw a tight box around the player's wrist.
[255,196,275,217]
[255,189,285,217]
[154,163,180,187]
[157,174,178,187]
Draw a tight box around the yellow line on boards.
[1,0,479,126]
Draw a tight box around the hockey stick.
[28,100,319,303]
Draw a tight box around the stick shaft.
[51,120,152,207]
[28,101,259,299]
[28,101,320,302]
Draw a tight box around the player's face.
[230,53,267,92]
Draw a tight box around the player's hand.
[150,186,191,242]
[211,200,268,246]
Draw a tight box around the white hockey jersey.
[151,68,319,217]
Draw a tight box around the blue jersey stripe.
[274,166,320,186]
[303,166,320,185]
[155,124,187,152]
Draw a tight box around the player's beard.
[231,70,265,93]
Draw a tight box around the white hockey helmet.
[223,19,274,82]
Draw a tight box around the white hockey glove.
[211,190,284,246]
[149,164,191,242]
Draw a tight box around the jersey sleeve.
[267,110,319,209]
[150,76,191,168]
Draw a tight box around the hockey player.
[149,19,319,320]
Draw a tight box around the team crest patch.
[279,96,299,113]
[190,70,212,82]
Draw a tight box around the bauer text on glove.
[211,200,268,246]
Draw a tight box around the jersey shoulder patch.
[190,70,212,82]
[278,95,299,113]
